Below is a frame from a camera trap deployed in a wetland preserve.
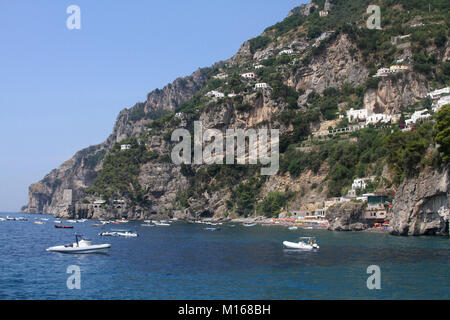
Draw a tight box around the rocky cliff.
[24,68,209,215]
[389,166,449,236]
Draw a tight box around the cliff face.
[24,69,208,215]
[389,166,449,236]
[326,202,368,231]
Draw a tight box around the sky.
[0,0,306,212]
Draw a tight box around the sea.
[0,212,448,300]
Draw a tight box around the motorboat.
[283,237,319,250]
[67,220,77,223]
[0,218,5,222]
[34,221,45,225]
[54,220,62,224]
[91,223,103,227]
[46,235,111,254]
[205,227,220,231]
[6,216,16,221]
[288,226,298,230]
[243,223,256,227]
[99,231,117,237]
[116,231,138,237]
[141,223,155,227]
[41,218,49,221]
[55,225,74,229]
[154,221,170,226]
[17,217,28,221]
[76,219,87,223]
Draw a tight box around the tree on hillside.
[435,104,450,163]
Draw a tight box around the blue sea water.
[0,212,448,300]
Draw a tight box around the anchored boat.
[283,237,320,250]
[46,235,111,254]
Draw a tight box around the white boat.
[141,223,155,227]
[154,221,170,226]
[288,226,298,230]
[67,220,77,223]
[46,235,111,254]
[0,218,5,222]
[41,218,49,221]
[34,221,45,225]
[54,220,62,224]
[283,237,319,250]
[76,219,87,223]
[243,223,256,227]
[99,231,117,237]
[6,216,16,221]
[116,231,138,237]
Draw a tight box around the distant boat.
[205,227,220,231]
[154,221,170,226]
[141,223,155,227]
[6,216,16,221]
[99,232,117,237]
[0,218,5,222]
[91,223,103,227]
[55,225,73,229]
[288,226,298,230]
[34,221,45,225]
[116,231,138,237]
[283,237,320,250]
[243,223,256,227]
[67,220,77,223]
[41,218,49,221]
[54,220,62,224]
[46,235,110,254]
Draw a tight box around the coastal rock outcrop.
[389,166,449,236]
[326,202,368,231]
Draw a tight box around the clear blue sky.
[0,0,305,212]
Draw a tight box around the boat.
[205,227,220,231]
[76,219,87,223]
[6,216,16,221]
[288,226,298,230]
[154,221,170,226]
[41,218,49,221]
[67,220,77,223]
[0,218,5,222]
[116,231,138,237]
[141,223,155,227]
[55,225,74,229]
[46,235,111,254]
[91,223,103,227]
[54,220,62,224]
[17,217,28,221]
[243,223,256,227]
[99,231,117,237]
[34,221,45,225]
[283,237,320,250]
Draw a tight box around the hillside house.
[347,108,373,122]
[405,109,431,126]
[254,83,271,90]
[121,144,131,151]
[206,90,225,99]
[241,72,256,79]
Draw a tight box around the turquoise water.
[0,212,448,300]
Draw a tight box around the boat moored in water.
[46,235,111,254]
[283,237,320,250]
